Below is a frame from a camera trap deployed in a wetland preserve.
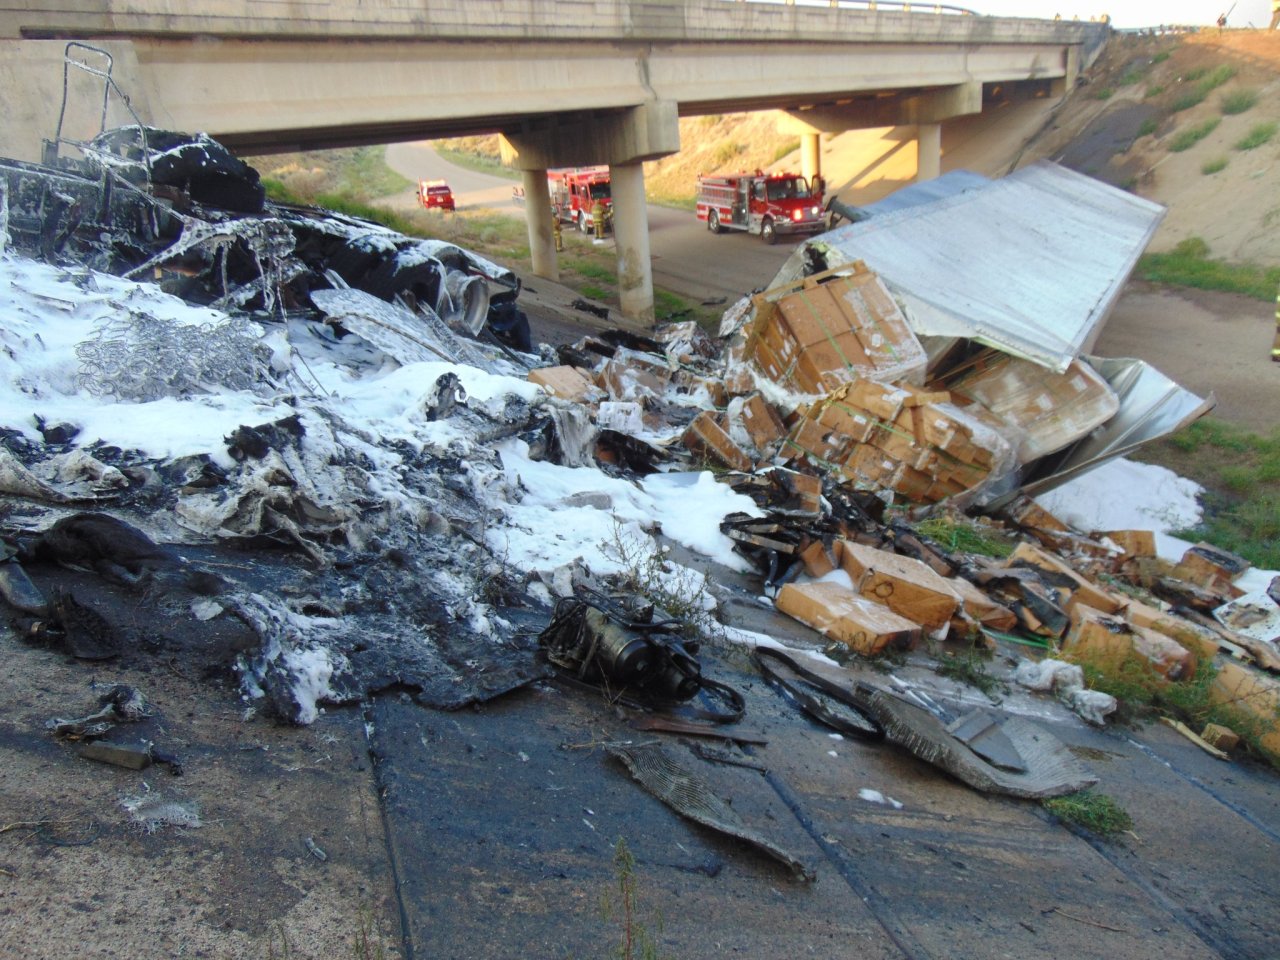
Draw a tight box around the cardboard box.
[808,394,878,444]
[782,417,853,468]
[798,539,837,578]
[1174,542,1251,591]
[683,411,753,473]
[739,392,787,449]
[598,347,672,403]
[945,575,1018,631]
[1006,498,1074,533]
[836,540,960,630]
[528,365,605,402]
[1209,660,1280,757]
[1065,604,1195,681]
[775,581,922,655]
[841,378,910,422]
[1101,529,1157,559]
[1122,598,1221,660]
[744,262,927,393]
[839,443,898,487]
[1201,722,1241,752]
[1007,542,1127,616]
[945,353,1120,464]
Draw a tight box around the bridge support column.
[500,99,679,326]
[800,132,821,187]
[522,168,558,282]
[916,123,941,182]
[610,161,654,326]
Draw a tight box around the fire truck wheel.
[707,209,722,234]
[578,211,590,234]
[761,218,778,245]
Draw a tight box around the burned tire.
[708,209,722,234]
[761,218,778,245]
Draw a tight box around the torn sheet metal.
[853,683,1097,799]
[779,161,1166,373]
[607,742,815,881]
[1009,355,1215,501]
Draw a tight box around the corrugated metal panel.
[781,161,1166,372]
[855,169,990,218]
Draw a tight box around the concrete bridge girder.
[780,81,984,185]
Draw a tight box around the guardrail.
[733,0,976,14]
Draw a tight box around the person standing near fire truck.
[591,198,606,243]
[1272,282,1280,361]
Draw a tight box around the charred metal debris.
[2,91,1278,887]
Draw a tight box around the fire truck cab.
[695,171,825,244]
[548,167,613,234]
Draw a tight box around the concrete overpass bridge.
[1,1,1108,322]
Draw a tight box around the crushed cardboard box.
[775,581,922,655]
[743,262,927,394]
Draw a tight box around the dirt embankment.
[1019,30,1280,264]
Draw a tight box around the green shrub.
[1235,121,1278,150]
[1094,87,1114,101]
[1221,88,1258,115]
[1170,89,1206,112]
[1152,50,1171,64]
[1043,791,1133,840]
[1145,83,1165,99]
[712,140,744,166]
[771,139,801,164]
[1168,117,1220,152]
[1201,156,1228,174]
[1138,116,1160,137]
[1136,236,1280,301]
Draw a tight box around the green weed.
[350,905,388,960]
[1138,116,1160,137]
[602,522,724,646]
[602,838,667,960]
[914,516,1015,558]
[1201,156,1228,174]
[937,647,1007,702]
[565,260,618,285]
[434,146,520,181]
[1136,237,1280,300]
[1152,50,1171,64]
[1093,87,1114,101]
[1168,117,1220,152]
[579,284,611,302]
[1120,68,1145,87]
[1145,83,1165,99]
[1235,121,1277,150]
[771,139,801,164]
[712,140,745,167]
[1220,88,1258,115]
[1043,791,1133,839]
[1170,89,1206,112]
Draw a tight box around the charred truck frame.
[696,170,825,244]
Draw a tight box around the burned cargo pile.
[2,125,1278,784]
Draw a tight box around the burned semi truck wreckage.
[5,48,1280,956]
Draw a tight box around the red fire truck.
[695,171,825,244]
[548,166,613,234]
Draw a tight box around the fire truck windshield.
[588,183,611,200]
[767,177,810,201]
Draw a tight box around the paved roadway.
[383,142,800,305]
